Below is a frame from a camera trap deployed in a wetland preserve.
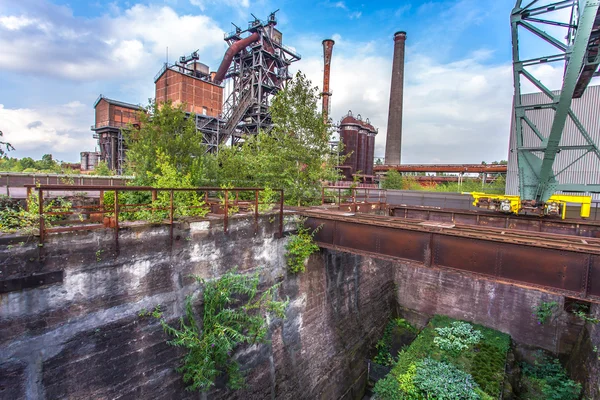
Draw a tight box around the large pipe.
[213,32,260,84]
[384,31,406,166]
[321,39,335,123]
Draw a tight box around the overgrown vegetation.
[0,192,71,234]
[380,170,506,195]
[533,301,558,325]
[285,220,321,274]
[373,315,510,400]
[373,318,417,366]
[154,271,288,392]
[0,153,72,173]
[520,352,581,400]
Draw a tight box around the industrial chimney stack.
[322,39,335,123]
[384,31,406,165]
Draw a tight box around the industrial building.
[506,85,600,200]
[90,96,143,174]
[337,112,377,182]
[88,11,299,173]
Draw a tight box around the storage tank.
[338,111,378,180]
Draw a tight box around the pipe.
[384,31,406,166]
[321,39,335,123]
[213,32,260,84]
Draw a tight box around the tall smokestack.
[385,31,406,165]
[322,39,335,123]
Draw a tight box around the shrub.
[157,271,288,392]
[433,321,483,355]
[285,220,321,274]
[522,352,581,400]
[532,301,558,325]
[413,358,481,400]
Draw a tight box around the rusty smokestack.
[385,31,406,165]
[322,39,335,123]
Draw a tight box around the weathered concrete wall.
[567,303,600,398]
[0,215,394,400]
[392,260,584,355]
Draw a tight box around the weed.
[533,301,558,325]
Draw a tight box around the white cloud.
[0,3,225,81]
[189,0,250,12]
[0,102,96,161]
[298,36,517,163]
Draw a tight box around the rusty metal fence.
[321,186,387,210]
[26,185,284,245]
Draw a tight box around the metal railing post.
[114,190,119,247]
[224,190,229,234]
[169,190,174,243]
[254,190,259,234]
[279,189,284,238]
[38,188,45,244]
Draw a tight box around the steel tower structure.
[216,11,301,145]
[511,0,600,206]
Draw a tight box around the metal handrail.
[30,185,285,245]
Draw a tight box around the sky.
[0,0,589,163]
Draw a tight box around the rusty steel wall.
[305,215,600,302]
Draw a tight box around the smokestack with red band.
[322,39,335,123]
[385,31,406,165]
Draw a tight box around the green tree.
[214,72,342,206]
[381,170,404,190]
[0,130,14,156]
[123,100,213,186]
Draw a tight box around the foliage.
[374,318,418,366]
[90,161,113,176]
[213,72,343,206]
[0,154,67,173]
[103,151,208,223]
[373,374,406,400]
[123,100,215,186]
[381,170,404,190]
[258,186,277,213]
[413,358,481,400]
[521,352,581,400]
[0,130,14,156]
[433,321,484,355]
[569,302,599,324]
[0,192,71,233]
[532,301,558,325]
[386,315,510,399]
[285,219,321,273]
[157,271,288,392]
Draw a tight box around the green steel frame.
[511,0,600,202]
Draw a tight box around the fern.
[157,270,288,391]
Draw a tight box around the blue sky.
[0,0,577,163]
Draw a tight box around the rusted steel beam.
[374,164,507,173]
[391,205,600,239]
[303,212,600,302]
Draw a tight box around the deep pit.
[1,214,599,399]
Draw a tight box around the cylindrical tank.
[88,152,99,170]
[338,111,378,181]
[80,152,89,170]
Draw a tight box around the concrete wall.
[0,215,394,400]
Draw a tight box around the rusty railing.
[321,186,387,211]
[26,185,284,245]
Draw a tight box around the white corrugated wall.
[506,84,600,200]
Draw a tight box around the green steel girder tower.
[511,0,600,203]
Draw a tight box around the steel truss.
[511,0,600,202]
[221,12,301,145]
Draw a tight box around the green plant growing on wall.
[285,220,321,274]
[157,271,288,392]
[533,301,558,325]
[433,321,483,355]
[521,352,581,400]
